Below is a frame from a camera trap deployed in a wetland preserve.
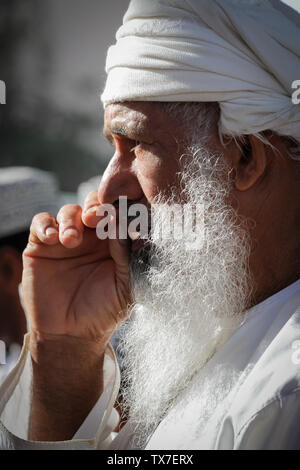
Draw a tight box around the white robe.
[0,280,300,449]
[0,344,21,386]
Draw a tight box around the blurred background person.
[77,175,102,208]
[0,167,60,383]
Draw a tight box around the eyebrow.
[103,124,149,143]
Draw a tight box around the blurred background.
[0,0,128,201]
[0,0,299,199]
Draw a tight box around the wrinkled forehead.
[104,101,183,141]
[105,102,150,133]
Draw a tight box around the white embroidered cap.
[77,175,102,207]
[0,167,60,239]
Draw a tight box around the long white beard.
[119,146,252,447]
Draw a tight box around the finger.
[108,216,131,276]
[57,204,84,248]
[29,212,59,245]
[109,217,132,311]
[81,190,101,228]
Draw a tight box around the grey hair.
[160,101,300,161]
[281,136,300,161]
[160,101,220,146]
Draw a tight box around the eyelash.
[107,137,144,154]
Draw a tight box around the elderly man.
[0,0,300,450]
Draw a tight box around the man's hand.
[22,191,132,441]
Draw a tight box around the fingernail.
[86,206,99,216]
[128,231,140,241]
[45,227,58,237]
[63,228,80,239]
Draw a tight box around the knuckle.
[22,244,31,258]
[67,203,82,211]
[87,189,98,198]
[84,190,99,206]
[31,212,50,227]
[57,204,82,218]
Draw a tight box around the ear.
[232,135,267,191]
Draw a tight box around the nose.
[98,150,143,206]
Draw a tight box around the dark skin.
[229,132,300,301]
[0,247,27,347]
[21,102,300,441]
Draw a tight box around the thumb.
[109,225,133,310]
[108,216,131,278]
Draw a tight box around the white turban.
[101,0,300,141]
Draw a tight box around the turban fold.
[101,0,300,141]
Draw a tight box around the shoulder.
[218,306,300,449]
[234,388,300,449]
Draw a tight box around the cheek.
[135,150,181,201]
